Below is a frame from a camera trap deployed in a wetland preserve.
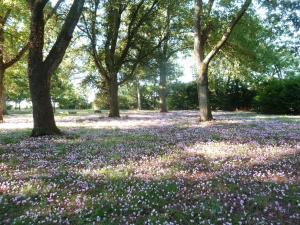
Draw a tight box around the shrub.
[167,82,198,110]
[210,79,256,111]
[254,77,300,114]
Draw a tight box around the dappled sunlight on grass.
[0,111,299,224]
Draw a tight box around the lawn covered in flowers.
[0,111,299,224]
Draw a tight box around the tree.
[82,0,167,117]
[155,0,190,113]
[28,0,85,136]
[0,1,29,122]
[254,77,300,115]
[194,0,252,121]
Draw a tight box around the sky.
[177,53,197,83]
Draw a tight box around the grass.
[0,129,31,145]
[0,110,299,224]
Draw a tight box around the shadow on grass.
[0,111,299,223]
[0,129,31,145]
[1,151,299,224]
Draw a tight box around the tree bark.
[29,69,60,136]
[0,68,4,123]
[3,87,8,115]
[197,63,212,121]
[159,61,168,113]
[0,14,4,123]
[108,76,120,117]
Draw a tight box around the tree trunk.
[159,62,168,113]
[27,0,84,136]
[108,76,120,117]
[3,92,8,115]
[197,63,212,121]
[29,69,60,136]
[0,68,4,123]
[136,79,141,110]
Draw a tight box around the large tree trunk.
[108,76,120,117]
[0,68,4,123]
[159,61,168,113]
[29,69,60,136]
[197,63,212,121]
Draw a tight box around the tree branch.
[43,0,85,76]
[104,1,124,73]
[118,31,169,86]
[194,0,204,65]
[117,0,158,69]
[45,0,64,22]
[84,0,109,81]
[203,0,252,65]
[4,43,29,69]
[206,0,215,16]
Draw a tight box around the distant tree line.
[94,76,300,115]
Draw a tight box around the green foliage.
[94,83,138,110]
[5,62,30,104]
[167,82,198,110]
[254,77,300,115]
[93,92,109,110]
[140,81,160,110]
[167,80,255,112]
[58,93,90,110]
[51,51,90,110]
[0,0,29,61]
[210,77,256,111]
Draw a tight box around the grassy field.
[0,111,299,224]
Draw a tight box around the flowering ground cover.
[0,111,299,225]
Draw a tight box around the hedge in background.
[254,77,300,115]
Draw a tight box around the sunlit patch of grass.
[276,116,300,124]
[97,167,132,179]
[81,165,134,180]
[254,114,300,123]
[19,182,39,196]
